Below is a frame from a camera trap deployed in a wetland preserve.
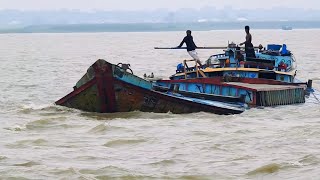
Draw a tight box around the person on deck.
[177,30,202,66]
[239,26,256,58]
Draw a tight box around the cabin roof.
[224,82,303,91]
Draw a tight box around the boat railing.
[207,63,238,68]
[205,62,293,73]
[183,59,207,79]
[153,84,246,104]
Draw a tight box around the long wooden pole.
[154,46,261,50]
[154,47,227,50]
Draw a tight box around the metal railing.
[183,59,207,79]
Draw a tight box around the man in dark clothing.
[177,30,202,66]
[239,26,256,58]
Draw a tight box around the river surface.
[0,30,320,179]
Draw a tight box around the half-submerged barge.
[56,43,313,114]
[55,60,245,115]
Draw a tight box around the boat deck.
[224,82,303,91]
[224,82,305,106]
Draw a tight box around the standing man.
[239,26,256,58]
[177,30,202,66]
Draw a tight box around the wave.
[80,166,169,180]
[6,138,48,148]
[149,159,176,166]
[4,116,74,132]
[79,165,129,175]
[87,123,131,134]
[74,156,100,161]
[95,175,155,179]
[87,124,111,134]
[299,154,320,166]
[14,161,40,167]
[247,163,282,175]
[49,167,94,179]
[81,111,177,120]
[174,175,212,180]
[0,156,8,161]
[26,117,68,130]
[18,103,54,113]
[3,126,25,132]
[18,103,78,115]
[103,139,147,148]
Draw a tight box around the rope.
[311,91,320,103]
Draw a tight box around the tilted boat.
[155,43,313,107]
[55,59,245,114]
[56,43,316,114]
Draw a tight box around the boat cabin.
[171,43,296,83]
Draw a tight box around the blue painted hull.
[56,59,245,114]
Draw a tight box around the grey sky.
[0,0,319,11]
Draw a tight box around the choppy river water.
[0,30,320,179]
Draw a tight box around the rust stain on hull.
[56,59,244,115]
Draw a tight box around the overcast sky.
[0,0,319,11]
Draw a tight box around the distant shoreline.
[1,21,320,34]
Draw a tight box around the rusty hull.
[55,59,244,115]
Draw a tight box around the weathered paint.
[256,88,305,106]
[90,60,117,113]
[56,59,244,115]
[184,46,304,106]
[55,78,97,106]
[75,66,95,88]
[256,53,293,68]
[156,78,306,106]
[276,74,292,82]
[113,65,153,90]
[172,46,297,83]
[173,69,294,83]
[156,81,256,105]
[56,82,101,112]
